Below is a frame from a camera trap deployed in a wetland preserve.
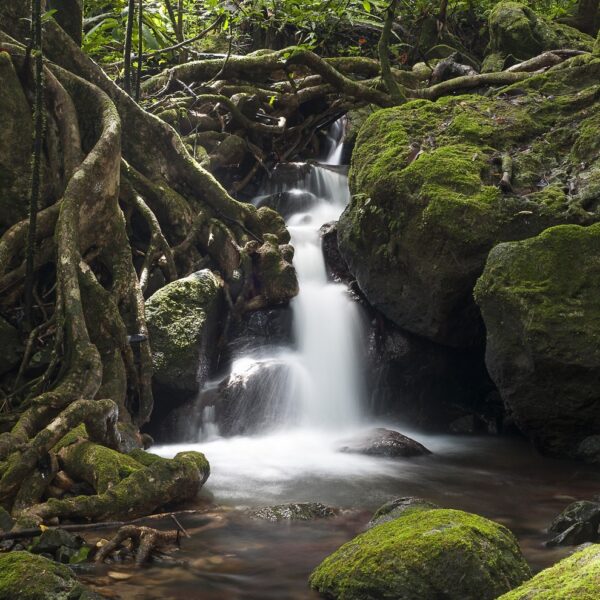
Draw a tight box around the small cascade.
[198,117,365,436]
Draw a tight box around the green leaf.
[362,1,371,12]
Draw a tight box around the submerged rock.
[475,223,600,456]
[368,497,439,528]
[498,544,600,599]
[250,502,339,522]
[309,508,531,600]
[145,270,223,399]
[547,500,600,546]
[338,428,431,457]
[339,57,600,348]
[0,551,100,599]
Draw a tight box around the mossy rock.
[0,551,98,599]
[0,52,33,235]
[145,270,223,397]
[340,57,600,347]
[498,544,600,599]
[485,1,593,71]
[474,222,600,456]
[309,508,531,600]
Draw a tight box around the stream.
[87,120,600,599]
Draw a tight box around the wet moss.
[498,544,600,599]
[309,509,531,600]
[0,551,90,600]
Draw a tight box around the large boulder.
[483,2,593,72]
[474,222,600,456]
[145,270,223,400]
[498,544,600,599]
[339,56,600,348]
[309,508,531,600]
[547,500,600,546]
[0,551,99,599]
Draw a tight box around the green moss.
[0,551,88,600]
[488,2,592,61]
[498,544,600,599]
[309,509,531,600]
[53,424,88,452]
[59,441,142,493]
[145,270,223,391]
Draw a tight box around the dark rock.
[256,190,319,219]
[250,502,339,522]
[547,500,600,546]
[225,306,294,360]
[475,223,600,456]
[368,497,439,529]
[576,435,600,463]
[366,318,499,431]
[30,528,83,556]
[0,507,12,533]
[338,428,431,458]
[269,162,311,187]
[319,221,352,282]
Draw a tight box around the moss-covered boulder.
[498,544,600,599]
[146,270,223,398]
[483,1,593,72]
[0,551,99,599]
[0,52,33,234]
[309,508,531,600]
[339,56,600,347]
[474,222,600,456]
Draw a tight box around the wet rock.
[338,428,431,458]
[366,319,499,431]
[547,501,600,546]
[250,503,339,522]
[0,551,101,599]
[269,162,311,187]
[256,190,319,219]
[310,508,531,600]
[475,223,600,456]
[319,221,352,283]
[198,357,299,437]
[339,60,600,348]
[368,497,438,529]
[497,544,600,599]
[0,317,21,377]
[577,435,600,463]
[145,270,223,400]
[226,306,294,358]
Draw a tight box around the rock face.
[339,57,600,348]
[475,223,600,456]
[309,508,531,600]
[547,500,600,546]
[498,544,600,599]
[483,1,593,71]
[338,428,431,457]
[145,270,223,399]
[0,551,99,600]
[320,221,352,282]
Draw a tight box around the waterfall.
[203,117,365,434]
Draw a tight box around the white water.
[153,119,409,504]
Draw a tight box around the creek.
[88,120,600,599]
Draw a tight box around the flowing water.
[86,120,600,599]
